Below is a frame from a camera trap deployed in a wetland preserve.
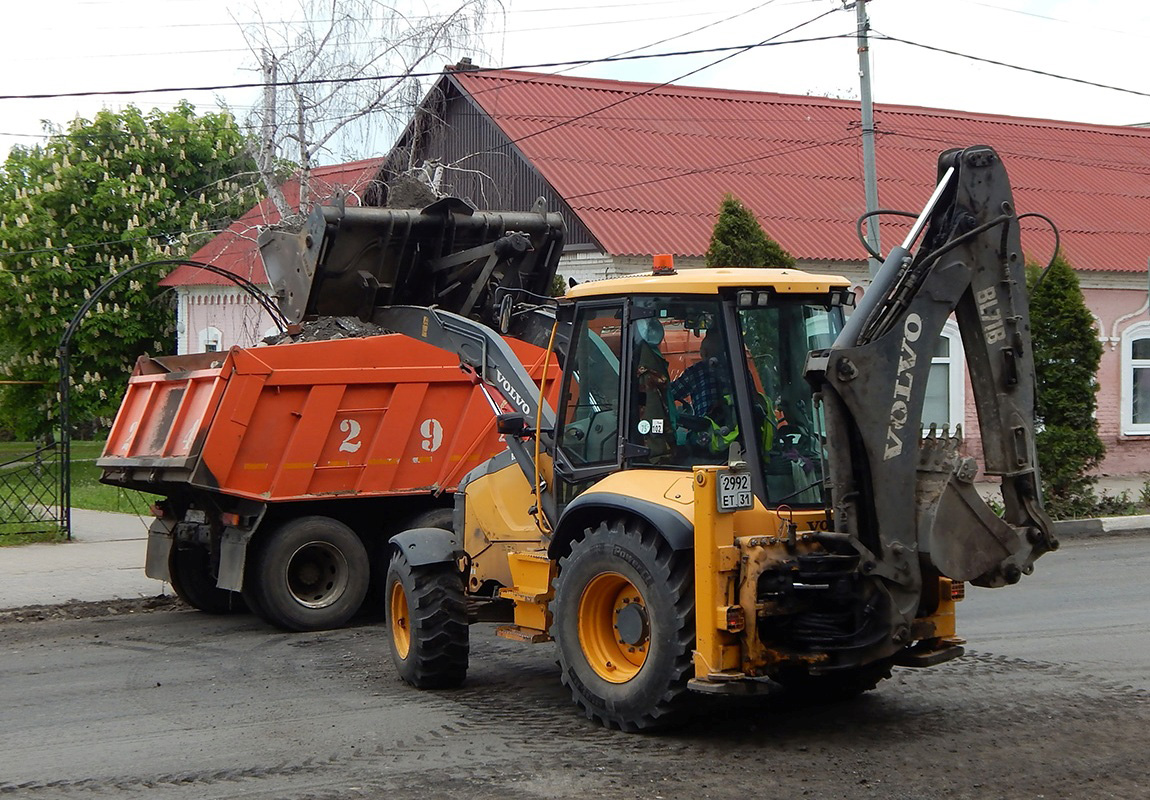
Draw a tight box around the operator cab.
[552,268,851,514]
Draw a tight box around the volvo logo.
[884,313,922,460]
[496,368,531,415]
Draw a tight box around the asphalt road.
[0,536,1146,800]
[962,536,1150,689]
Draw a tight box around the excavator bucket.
[259,196,565,331]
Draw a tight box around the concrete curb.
[1052,514,1150,540]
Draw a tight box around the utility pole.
[855,0,882,277]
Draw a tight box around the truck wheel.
[772,660,892,701]
[246,516,369,632]
[385,549,469,688]
[552,518,694,731]
[169,544,246,614]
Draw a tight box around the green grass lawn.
[67,441,159,514]
[1,440,157,544]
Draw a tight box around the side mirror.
[496,412,529,437]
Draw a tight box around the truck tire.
[245,516,369,632]
[385,549,469,689]
[168,544,246,615]
[552,518,695,731]
[404,507,454,532]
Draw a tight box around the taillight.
[951,581,966,601]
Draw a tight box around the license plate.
[717,470,753,512]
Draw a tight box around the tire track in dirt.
[2,613,1147,799]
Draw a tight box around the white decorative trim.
[175,287,188,355]
[1121,320,1150,435]
[198,326,223,353]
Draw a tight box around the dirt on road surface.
[0,600,1146,800]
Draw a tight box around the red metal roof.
[453,70,1150,271]
[162,158,386,287]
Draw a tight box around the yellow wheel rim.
[577,572,649,683]
[389,581,411,660]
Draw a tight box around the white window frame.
[922,320,966,434]
[198,326,223,353]
[1121,321,1150,435]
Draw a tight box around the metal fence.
[0,439,66,538]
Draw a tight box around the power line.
[880,128,1150,178]
[0,34,854,102]
[545,0,784,78]
[31,0,702,33]
[486,8,844,151]
[564,134,858,200]
[873,31,1150,102]
[13,9,732,63]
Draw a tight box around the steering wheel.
[774,423,815,463]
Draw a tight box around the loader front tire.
[169,543,246,615]
[552,518,694,731]
[368,507,454,613]
[385,549,469,689]
[245,516,369,632]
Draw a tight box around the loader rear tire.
[246,516,369,632]
[168,544,246,614]
[385,549,469,689]
[552,518,694,731]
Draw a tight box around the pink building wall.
[1086,286,1150,475]
[177,287,279,355]
[961,285,1150,479]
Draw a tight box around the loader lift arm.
[807,145,1056,649]
[376,304,558,522]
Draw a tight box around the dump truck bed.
[99,334,551,502]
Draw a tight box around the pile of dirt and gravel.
[0,594,183,624]
[264,315,389,345]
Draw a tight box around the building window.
[198,326,222,353]
[922,321,965,433]
[1122,322,1150,435]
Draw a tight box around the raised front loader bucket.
[259,197,565,331]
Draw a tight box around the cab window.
[556,305,622,466]
[626,297,744,468]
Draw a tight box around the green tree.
[1026,254,1105,517]
[0,103,260,437]
[705,194,795,268]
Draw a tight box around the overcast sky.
[3,0,1148,161]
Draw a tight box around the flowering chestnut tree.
[0,103,260,437]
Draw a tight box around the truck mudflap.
[808,145,1056,657]
[145,517,175,582]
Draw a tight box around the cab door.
[552,301,624,511]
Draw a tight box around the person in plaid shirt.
[670,332,730,418]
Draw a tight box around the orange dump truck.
[99,332,551,631]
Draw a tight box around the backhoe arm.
[809,146,1055,639]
